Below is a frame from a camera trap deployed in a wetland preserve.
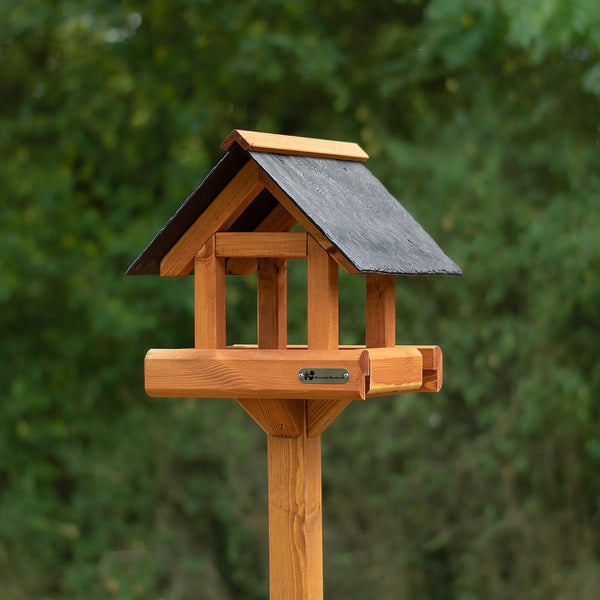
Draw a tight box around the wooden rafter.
[160,160,263,276]
[260,171,360,274]
[226,203,298,275]
[215,232,307,259]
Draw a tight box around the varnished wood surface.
[366,274,396,348]
[226,203,297,275]
[228,343,443,394]
[194,237,225,348]
[268,407,323,599]
[255,258,302,437]
[144,348,369,400]
[160,161,263,276]
[416,345,443,392]
[366,346,423,396]
[221,128,368,162]
[215,232,307,258]
[305,235,353,436]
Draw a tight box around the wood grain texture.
[160,161,263,276]
[236,258,302,436]
[416,345,442,370]
[227,343,443,393]
[257,259,288,350]
[416,345,443,392]
[307,235,339,350]
[366,346,423,397]
[268,407,323,600]
[256,258,302,437]
[194,237,225,348]
[144,348,368,400]
[365,274,396,348]
[305,235,353,437]
[222,128,368,162]
[236,398,271,432]
[256,399,303,438]
[215,232,307,258]
[226,203,298,275]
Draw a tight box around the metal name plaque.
[298,368,350,384]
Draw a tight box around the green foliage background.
[1,1,599,598]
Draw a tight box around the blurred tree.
[1,0,599,598]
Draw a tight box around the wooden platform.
[145,345,441,400]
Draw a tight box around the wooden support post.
[366,274,396,348]
[194,236,225,348]
[306,236,351,437]
[268,409,322,600]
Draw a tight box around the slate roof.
[127,137,461,276]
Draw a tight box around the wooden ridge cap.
[221,129,369,162]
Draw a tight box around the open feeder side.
[128,129,462,600]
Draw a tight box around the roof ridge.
[221,129,369,162]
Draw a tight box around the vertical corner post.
[365,274,396,348]
[194,235,226,348]
[306,236,350,437]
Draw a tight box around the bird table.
[128,130,461,599]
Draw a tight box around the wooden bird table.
[130,129,460,600]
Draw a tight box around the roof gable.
[127,131,461,277]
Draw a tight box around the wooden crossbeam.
[160,160,263,276]
[215,232,307,259]
[226,203,298,275]
[145,346,431,400]
[221,129,369,162]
